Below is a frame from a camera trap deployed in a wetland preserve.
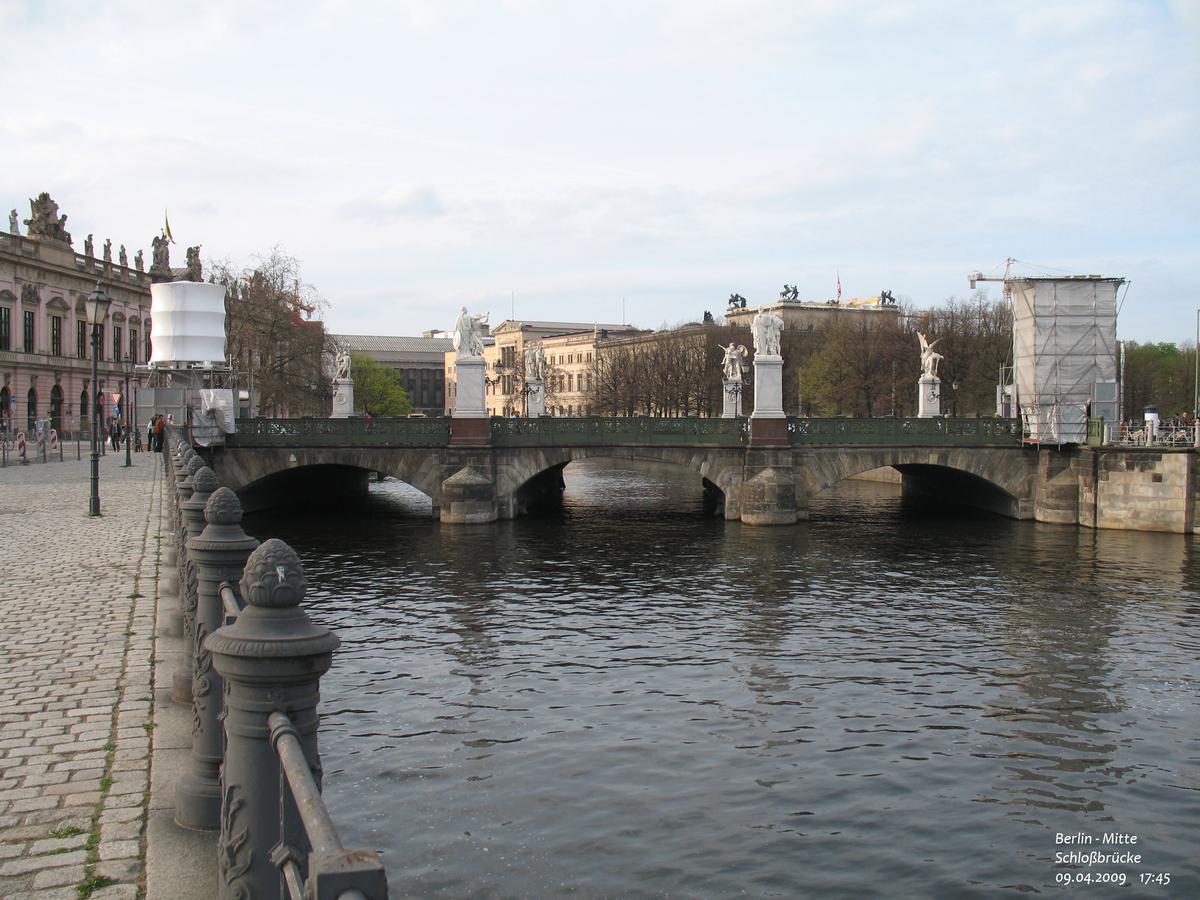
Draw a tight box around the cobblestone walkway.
[0,450,161,900]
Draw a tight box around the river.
[245,460,1200,898]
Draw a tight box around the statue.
[118,245,128,268]
[780,284,799,302]
[702,310,714,325]
[134,249,144,271]
[84,234,95,257]
[7,209,17,235]
[880,289,896,307]
[335,349,352,380]
[176,245,202,281]
[23,192,72,245]
[917,332,943,378]
[150,234,170,275]
[727,293,747,309]
[524,344,546,381]
[451,306,488,358]
[750,309,783,356]
[720,343,748,381]
[103,239,112,263]
[21,284,38,304]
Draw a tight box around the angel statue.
[917,332,943,378]
[720,343,748,381]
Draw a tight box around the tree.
[350,353,413,416]
[212,249,333,417]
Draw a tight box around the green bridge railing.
[223,415,1022,449]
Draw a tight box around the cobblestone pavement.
[0,449,161,900]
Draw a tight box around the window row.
[0,308,150,361]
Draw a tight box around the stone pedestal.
[331,378,354,418]
[918,375,941,418]
[722,378,743,418]
[525,379,545,418]
[740,448,799,525]
[451,356,489,445]
[751,356,786,445]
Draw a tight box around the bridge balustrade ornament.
[788,416,1020,446]
[490,415,747,447]
[228,416,451,447]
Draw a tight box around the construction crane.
[967,259,1017,418]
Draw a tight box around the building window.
[145,330,151,362]
[0,307,9,351]
[51,316,62,356]
[129,329,137,363]
[80,389,88,420]
[96,325,105,361]
[23,310,34,352]
[26,387,36,433]
[567,373,573,392]
[78,320,87,359]
[113,325,122,362]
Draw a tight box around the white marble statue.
[524,344,546,381]
[750,310,783,356]
[917,332,943,378]
[720,342,748,381]
[452,306,488,358]
[335,349,352,380]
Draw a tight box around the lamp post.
[85,283,111,516]
[122,354,133,467]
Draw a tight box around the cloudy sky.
[4,1,1197,340]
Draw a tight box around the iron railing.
[787,416,1023,447]
[491,415,746,447]
[227,416,451,448]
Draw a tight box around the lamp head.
[123,354,134,376]
[84,282,111,327]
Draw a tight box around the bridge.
[200,415,1055,525]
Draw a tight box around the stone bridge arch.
[495,446,747,519]
[795,446,1037,519]
[206,446,448,513]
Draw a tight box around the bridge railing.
[491,415,746,447]
[227,415,450,447]
[788,416,1023,447]
[163,431,388,899]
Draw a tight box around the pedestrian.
[154,414,165,452]
[147,416,156,452]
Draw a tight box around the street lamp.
[122,354,133,467]
[85,283,111,516]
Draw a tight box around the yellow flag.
[163,211,174,243]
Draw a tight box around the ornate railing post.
[176,481,259,830]
[171,454,205,703]
[207,540,340,899]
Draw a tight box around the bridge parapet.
[228,415,450,448]
[788,416,1021,447]
[491,415,745,447]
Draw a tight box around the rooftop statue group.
[23,192,71,245]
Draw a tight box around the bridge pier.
[439,449,499,523]
[740,449,800,525]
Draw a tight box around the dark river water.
[246,460,1200,898]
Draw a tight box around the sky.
[3,0,1197,341]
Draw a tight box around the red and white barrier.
[16,431,26,462]
[49,429,59,451]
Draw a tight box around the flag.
[163,212,174,244]
[836,271,842,301]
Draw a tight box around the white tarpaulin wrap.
[199,390,236,433]
[1012,278,1119,444]
[149,282,227,367]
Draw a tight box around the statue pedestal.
[331,379,354,418]
[452,356,489,445]
[918,375,941,418]
[722,378,743,417]
[751,355,786,445]
[525,378,545,417]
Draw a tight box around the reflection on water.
[246,460,1200,898]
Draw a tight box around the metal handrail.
[268,712,387,899]
[218,581,242,624]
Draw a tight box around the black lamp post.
[85,283,111,516]
[122,354,133,467]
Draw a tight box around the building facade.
[1,193,151,440]
[333,333,453,416]
[443,319,636,416]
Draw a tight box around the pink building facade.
[1,193,152,441]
